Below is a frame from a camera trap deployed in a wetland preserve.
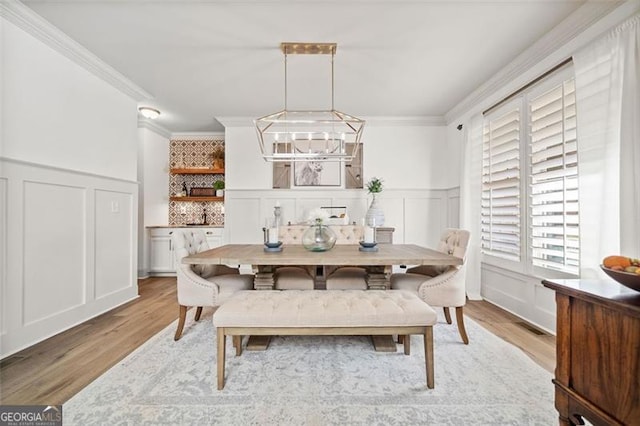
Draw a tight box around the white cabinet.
[149,228,176,274]
[204,228,224,249]
[148,227,224,276]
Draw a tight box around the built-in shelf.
[170,196,224,202]
[170,168,225,174]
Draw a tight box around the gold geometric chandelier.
[254,42,365,162]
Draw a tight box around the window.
[482,67,579,276]
[482,106,521,262]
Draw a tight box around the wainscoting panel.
[225,189,451,247]
[404,196,445,248]
[0,158,138,358]
[95,189,135,300]
[446,187,460,228]
[376,196,405,239]
[23,181,86,326]
[227,198,262,243]
[481,263,555,333]
[0,178,7,336]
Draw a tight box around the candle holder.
[359,220,378,252]
[263,219,282,252]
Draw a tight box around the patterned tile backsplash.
[169,138,225,226]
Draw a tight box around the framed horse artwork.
[294,159,341,186]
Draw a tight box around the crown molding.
[170,132,225,139]
[215,117,255,127]
[138,118,171,139]
[0,0,153,101]
[217,115,445,128]
[444,1,624,123]
[363,116,445,127]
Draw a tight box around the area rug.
[64,310,555,425]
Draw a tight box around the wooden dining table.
[183,243,463,290]
[183,243,462,351]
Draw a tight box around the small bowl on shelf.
[265,241,282,249]
[600,265,640,292]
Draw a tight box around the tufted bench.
[213,290,438,390]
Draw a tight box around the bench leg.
[403,335,410,355]
[424,327,434,389]
[233,335,243,356]
[217,327,226,390]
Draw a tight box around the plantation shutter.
[481,107,521,261]
[529,78,579,274]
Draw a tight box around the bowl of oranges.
[601,256,640,292]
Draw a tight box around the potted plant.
[213,180,225,197]
[365,177,385,226]
[211,148,225,169]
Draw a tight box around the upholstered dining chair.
[326,226,390,290]
[390,228,471,344]
[173,229,254,340]
[274,224,365,290]
[272,225,316,290]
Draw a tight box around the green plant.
[213,180,225,190]
[366,177,383,194]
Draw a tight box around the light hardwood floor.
[0,278,556,405]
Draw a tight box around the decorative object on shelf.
[138,106,160,119]
[213,180,225,197]
[302,208,336,252]
[190,187,215,197]
[211,147,225,169]
[365,177,385,226]
[254,42,365,163]
[181,182,188,197]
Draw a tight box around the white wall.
[137,127,170,277]
[0,16,140,357]
[140,128,170,226]
[2,19,138,181]
[222,119,459,248]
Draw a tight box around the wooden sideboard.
[542,279,640,426]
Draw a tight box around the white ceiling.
[22,0,592,132]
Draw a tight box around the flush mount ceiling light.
[254,42,365,162]
[138,106,161,120]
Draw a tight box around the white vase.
[365,193,385,226]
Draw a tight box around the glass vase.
[302,221,337,252]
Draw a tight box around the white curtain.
[573,15,640,278]
[460,113,484,299]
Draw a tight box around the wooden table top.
[183,244,463,267]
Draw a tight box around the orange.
[603,255,631,268]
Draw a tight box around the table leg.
[246,335,271,351]
[366,265,392,290]
[371,335,398,352]
[252,265,275,290]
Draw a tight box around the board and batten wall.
[0,14,140,357]
[220,119,461,250]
